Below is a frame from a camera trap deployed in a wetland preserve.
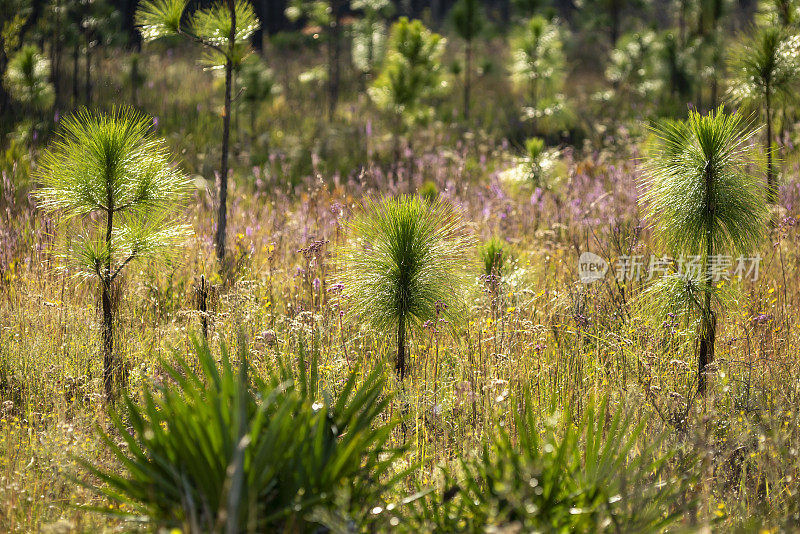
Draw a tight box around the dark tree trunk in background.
[711,74,717,109]
[679,0,687,45]
[122,0,141,47]
[50,0,62,108]
[464,40,472,120]
[0,47,8,115]
[431,0,442,25]
[215,0,236,264]
[85,46,92,105]
[263,0,289,36]
[72,43,80,104]
[610,0,621,47]
[327,0,343,122]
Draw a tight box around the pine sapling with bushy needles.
[341,195,473,380]
[136,0,260,263]
[640,107,768,394]
[35,107,191,402]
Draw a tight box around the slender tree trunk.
[101,280,114,402]
[393,112,402,166]
[766,89,776,203]
[698,290,715,395]
[215,0,236,264]
[698,162,716,395]
[131,57,139,107]
[0,46,9,115]
[396,314,406,379]
[198,274,208,339]
[610,0,620,47]
[464,40,472,121]
[72,42,79,104]
[250,106,256,148]
[85,45,91,105]
[431,0,441,26]
[327,0,342,122]
[710,74,717,109]
[51,1,62,108]
[102,207,114,402]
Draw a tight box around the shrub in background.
[369,18,448,163]
[728,27,800,202]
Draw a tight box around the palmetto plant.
[451,0,483,120]
[80,336,405,532]
[408,396,694,532]
[728,27,800,202]
[136,0,260,263]
[342,196,473,379]
[641,107,767,393]
[35,108,191,402]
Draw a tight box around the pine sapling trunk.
[215,0,236,264]
[396,314,407,380]
[102,205,114,403]
[698,289,716,395]
[101,279,114,402]
[698,161,716,395]
[766,88,776,203]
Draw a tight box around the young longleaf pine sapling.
[641,108,767,394]
[136,0,260,263]
[342,196,472,380]
[35,108,191,402]
[728,27,800,203]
